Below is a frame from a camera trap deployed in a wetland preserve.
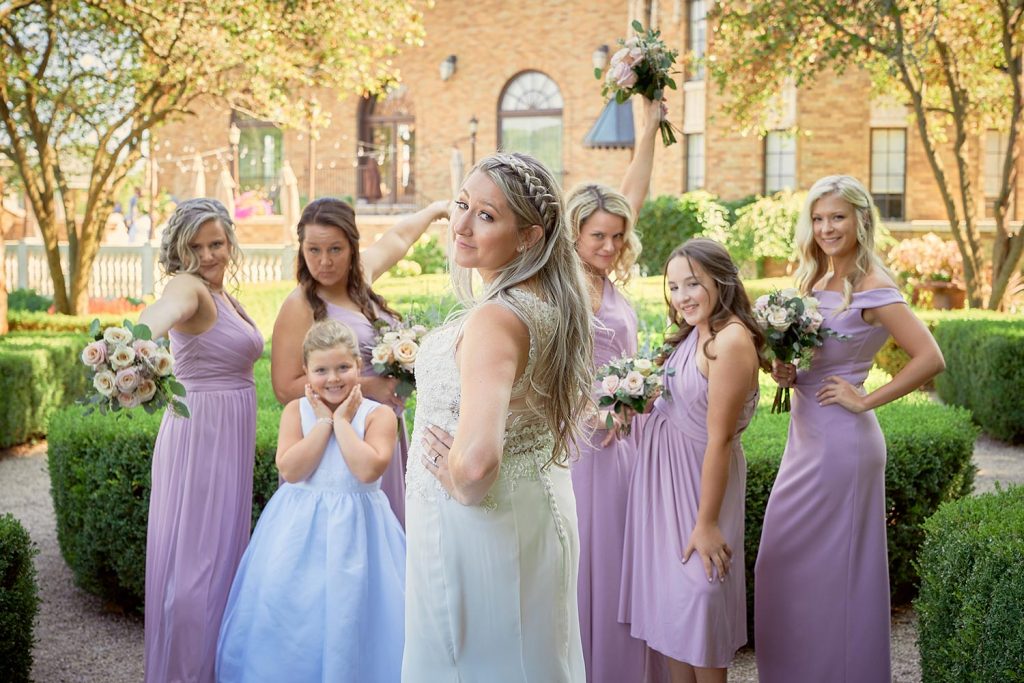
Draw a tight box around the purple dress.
[145,292,264,683]
[619,330,757,668]
[324,300,408,527]
[755,288,904,682]
[570,278,647,683]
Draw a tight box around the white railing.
[4,239,297,299]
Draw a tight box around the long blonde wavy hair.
[793,175,893,311]
[565,183,642,285]
[449,152,594,466]
[158,198,243,289]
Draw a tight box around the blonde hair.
[566,183,642,284]
[450,152,594,465]
[158,198,243,286]
[301,319,361,366]
[793,175,894,311]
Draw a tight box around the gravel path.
[2,435,1021,682]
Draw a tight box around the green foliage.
[7,288,53,312]
[387,259,423,278]
[7,310,130,333]
[635,193,729,275]
[742,386,977,642]
[934,318,1024,443]
[406,234,447,274]
[0,514,40,683]
[916,486,1024,682]
[0,332,90,447]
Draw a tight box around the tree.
[0,0,425,314]
[711,0,1023,309]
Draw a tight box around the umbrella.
[214,167,236,218]
[449,146,464,197]
[280,160,301,243]
[192,152,206,198]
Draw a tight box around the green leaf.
[173,401,191,419]
[133,324,152,341]
[632,19,643,32]
[594,67,603,80]
[89,319,101,337]
[167,380,187,397]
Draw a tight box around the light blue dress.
[216,398,406,682]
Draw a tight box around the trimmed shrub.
[0,513,40,683]
[48,355,283,612]
[742,390,977,643]
[916,486,1024,682]
[7,310,129,333]
[407,234,447,274]
[704,191,804,276]
[7,288,52,312]
[635,192,728,276]
[0,332,90,447]
[934,318,1024,443]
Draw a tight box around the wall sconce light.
[440,54,457,81]
[592,45,610,72]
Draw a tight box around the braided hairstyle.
[295,197,400,323]
[450,152,594,466]
[661,238,769,371]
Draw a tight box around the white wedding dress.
[403,288,585,682]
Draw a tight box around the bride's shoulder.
[465,299,530,346]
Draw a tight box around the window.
[232,111,283,210]
[686,134,705,191]
[764,131,796,194]
[984,130,1011,218]
[688,0,708,80]
[358,86,416,205]
[870,128,906,221]
[499,71,564,181]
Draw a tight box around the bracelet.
[316,417,334,427]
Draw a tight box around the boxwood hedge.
[0,513,40,683]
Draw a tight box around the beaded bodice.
[406,288,558,507]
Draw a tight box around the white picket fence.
[3,239,296,299]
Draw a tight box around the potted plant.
[888,232,965,309]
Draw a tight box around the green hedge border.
[0,513,40,683]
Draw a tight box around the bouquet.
[753,289,848,413]
[370,320,429,400]
[79,319,189,417]
[595,20,680,146]
[595,352,675,435]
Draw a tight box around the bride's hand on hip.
[422,424,455,495]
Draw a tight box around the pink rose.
[132,339,159,362]
[115,367,140,394]
[803,310,824,334]
[117,392,141,409]
[611,61,638,89]
[81,341,107,367]
[601,374,621,397]
[136,379,157,403]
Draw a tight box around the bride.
[403,152,593,682]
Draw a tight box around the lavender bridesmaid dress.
[324,300,408,527]
[619,330,757,669]
[755,288,905,682]
[145,292,264,683]
[570,278,647,683]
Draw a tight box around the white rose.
[767,306,791,332]
[804,296,820,312]
[382,331,400,345]
[81,341,107,367]
[102,326,133,346]
[93,370,116,397]
[398,328,417,342]
[393,340,418,367]
[600,374,621,397]
[634,358,654,377]
[115,367,140,394]
[780,288,800,301]
[371,344,393,365]
[136,379,157,403]
[622,371,646,397]
[411,324,428,336]
[132,339,159,362]
[108,345,137,370]
[151,351,174,377]
[117,392,140,409]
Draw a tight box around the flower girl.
[217,319,405,682]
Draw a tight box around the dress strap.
[851,288,906,308]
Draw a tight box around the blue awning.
[583,99,635,149]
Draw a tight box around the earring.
[517,245,525,253]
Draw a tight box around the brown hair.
[661,238,769,371]
[296,197,400,323]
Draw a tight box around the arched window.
[498,72,564,181]
[357,85,416,205]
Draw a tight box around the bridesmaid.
[565,96,662,683]
[619,238,767,683]
[755,175,945,682]
[138,198,264,683]
[271,197,448,526]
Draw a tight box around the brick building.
[153,0,1022,244]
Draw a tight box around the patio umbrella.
[214,167,236,217]
[280,160,301,243]
[449,146,464,197]
[192,152,206,198]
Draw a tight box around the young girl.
[619,238,767,683]
[217,319,405,682]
